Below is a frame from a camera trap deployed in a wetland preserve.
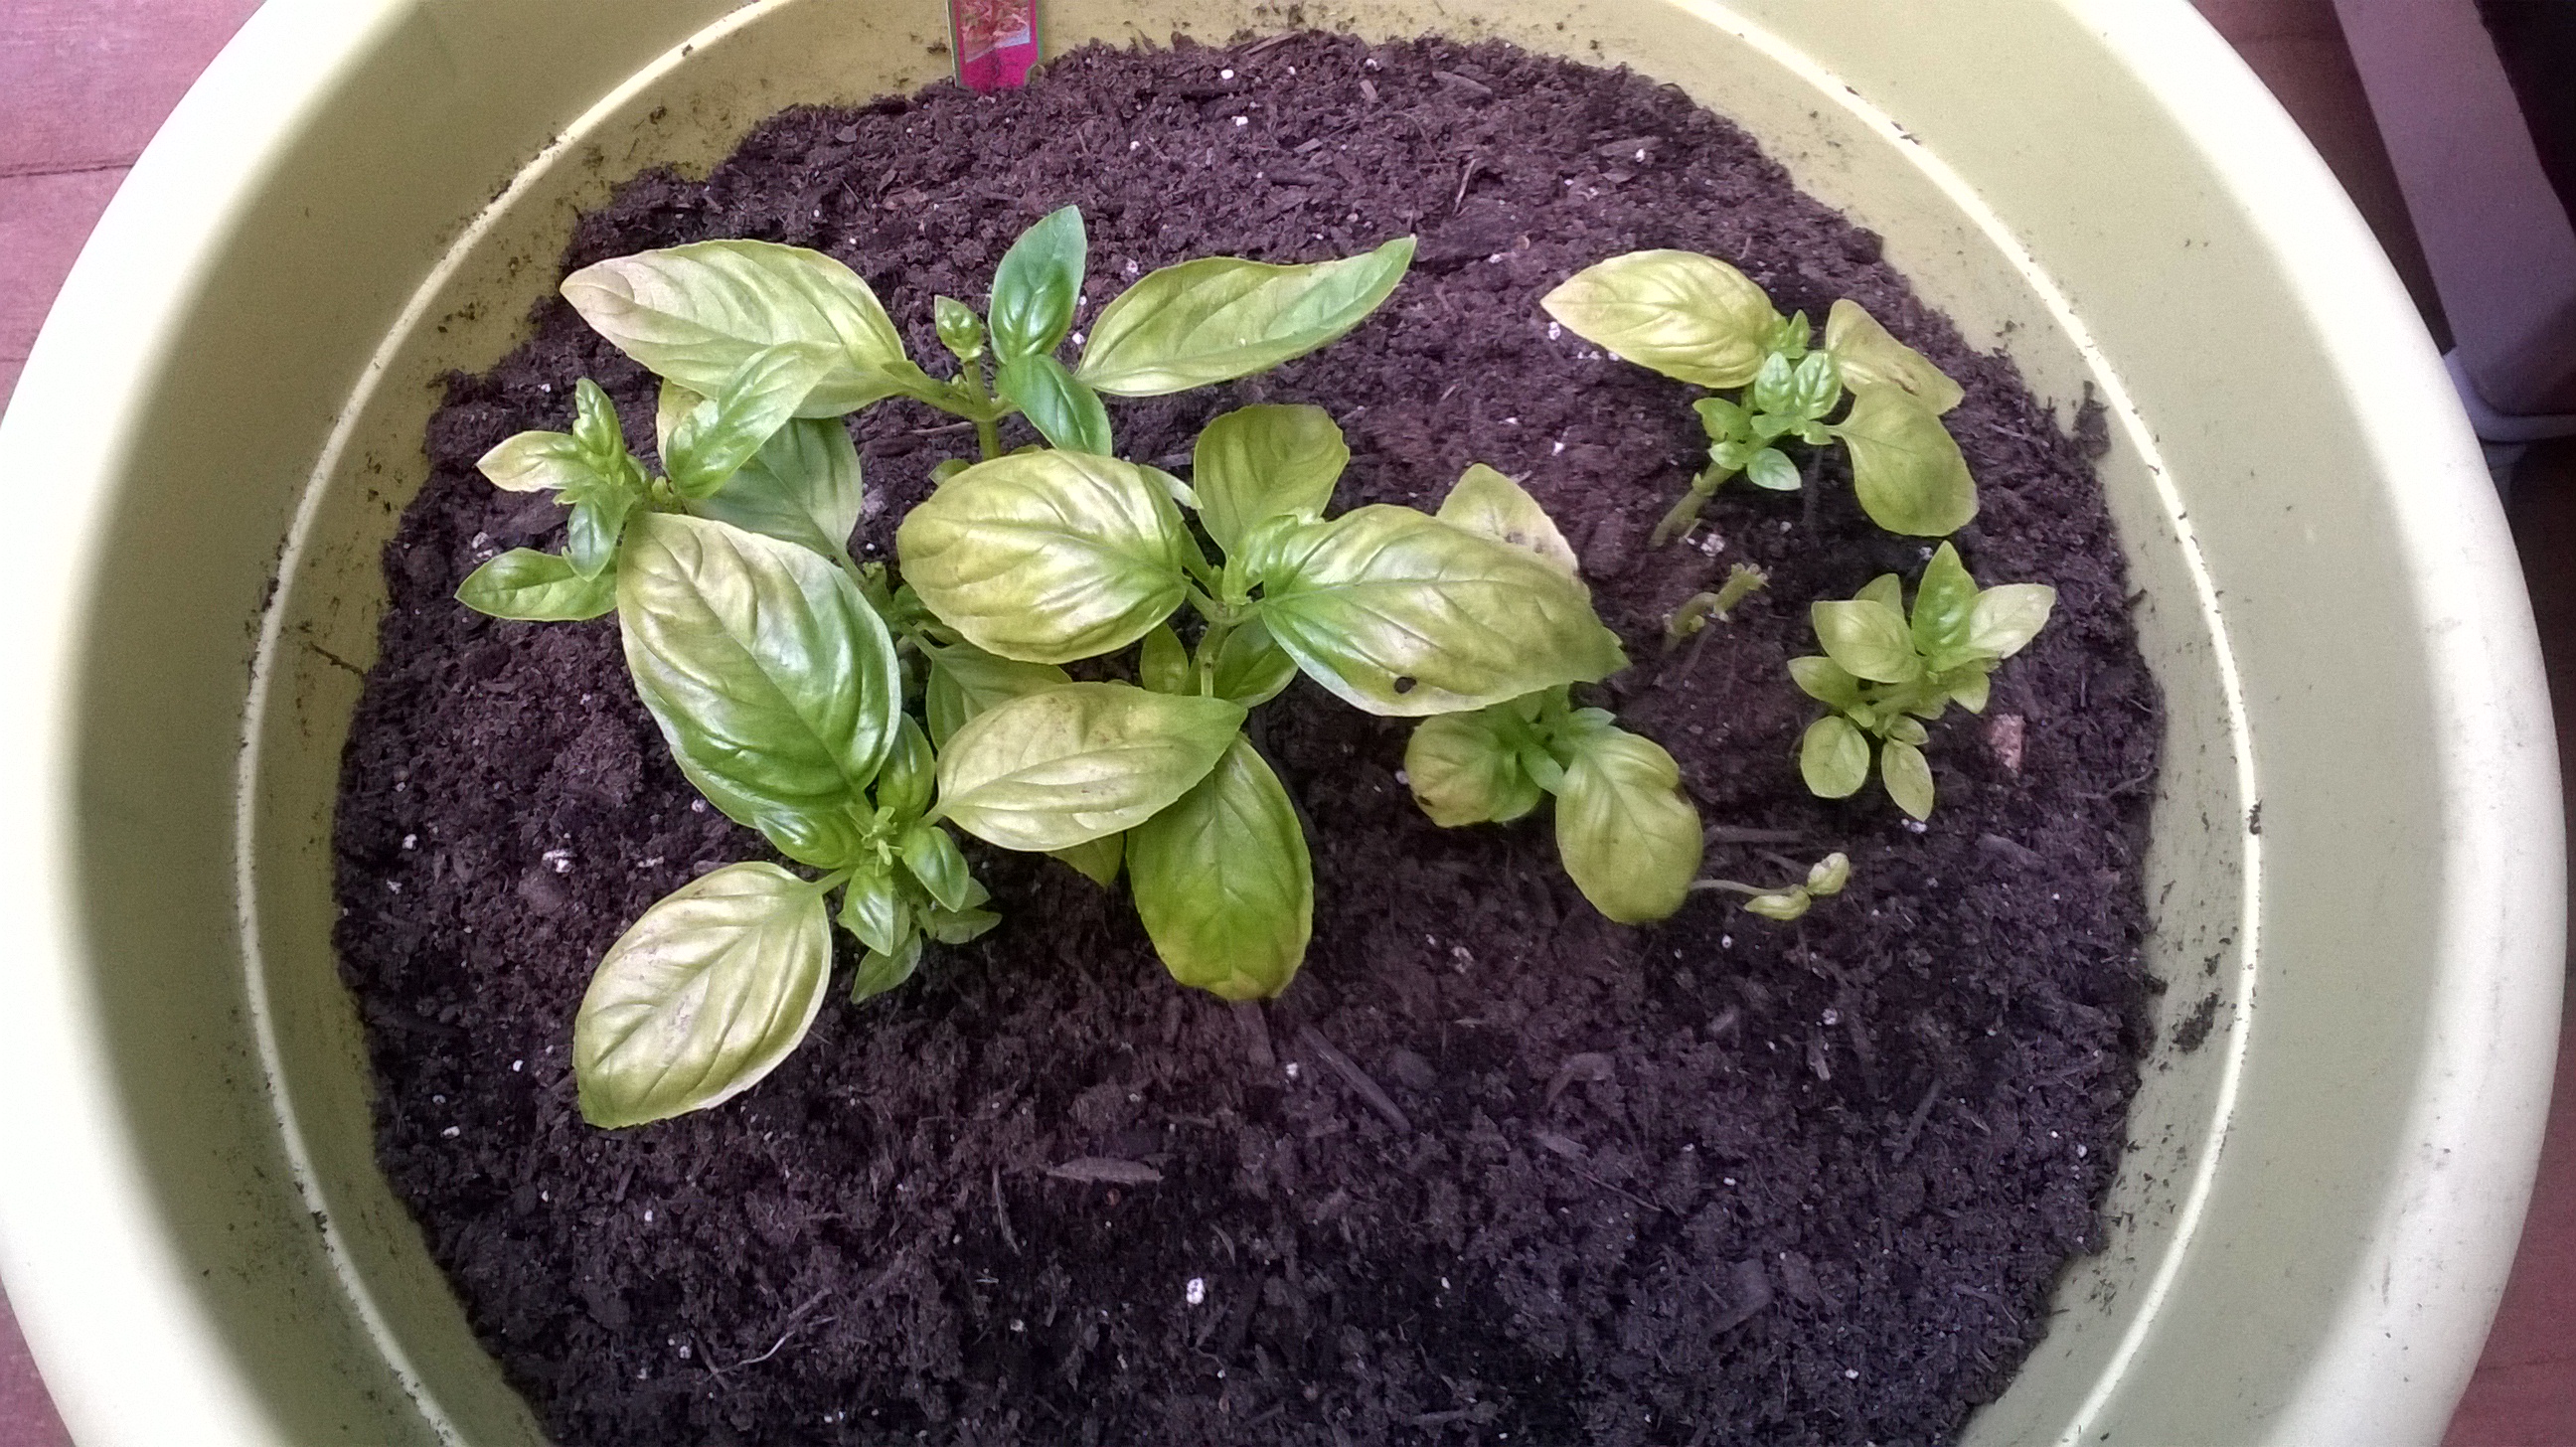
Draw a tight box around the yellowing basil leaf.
[1881,738,1936,819]
[478,429,594,493]
[1208,618,1298,707]
[1076,237,1415,397]
[1435,464,1581,584]
[1553,726,1703,924]
[1801,715,1871,799]
[619,514,902,867]
[1910,542,1979,658]
[1812,598,1921,684]
[690,416,864,567]
[1786,655,1864,709]
[996,352,1113,454]
[665,342,839,499]
[897,450,1192,665]
[1129,736,1313,1000]
[989,205,1086,362]
[1192,403,1348,553]
[1049,832,1125,886]
[1539,249,1782,389]
[1246,507,1626,717]
[1966,583,2057,660]
[923,642,1072,747]
[457,549,617,621]
[561,240,923,415]
[1833,385,1978,537]
[1824,299,1964,414]
[934,682,1244,851]
[1856,572,1906,615]
[573,863,831,1128]
[1946,667,1993,714]
[1404,711,1542,827]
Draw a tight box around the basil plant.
[896,418,1630,999]
[1542,250,1978,544]
[453,208,1423,1128]
[1794,543,2055,820]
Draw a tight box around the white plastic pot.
[0,2,2557,1443]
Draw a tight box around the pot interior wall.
[116,0,2471,1441]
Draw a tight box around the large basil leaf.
[1434,464,1581,584]
[1192,403,1347,553]
[561,240,923,415]
[934,682,1243,852]
[572,864,831,1128]
[1552,724,1703,924]
[477,430,596,493]
[1540,249,1782,389]
[896,451,1191,664]
[1128,736,1313,1000]
[457,548,617,621]
[996,353,1113,454]
[619,514,902,866]
[1824,299,1964,414]
[989,205,1085,362]
[1833,385,1978,537]
[1800,715,1871,799]
[1075,238,1415,397]
[1966,583,2057,661]
[1405,710,1542,827]
[1812,598,1921,684]
[691,416,864,566]
[923,642,1072,747]
[664,343,839,499]
[1245,507,1626,716]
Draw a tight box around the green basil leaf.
[1910,542,1979,657]
[1742,890,1812,922]
[561,240,924,415]
[619,514,902,867]
[573,863,831,1128]
[996,352,1113,455]
[1404,711,1542,827]
[1800,715,1871,799]
[1075,237,1415,397]
[1832,385,1979,537]
[1786,655,1864,709]
[1880,738,1936,819]
[665,342,839,499]
[1886,716,1930,746]
[989,205,1086,362]
[837,866,912,957]
[923,905,1001,946]
[565,489,636,579]
[875,716,936,821]
[1787,350,1844,419]
[1191,403,1348,553]
[1539,249,1782,389]
[1435,464,1581,584]
[1129,736,1313,1000]
[1749,353,1796,414]
[934,295,987,362]
[1553,726,1703,924]
[1693,396,1750,442]
[1208,618,1298,707]
[1966,583,2057,660]
[654,379,700,462]
[934,682,1244,852]
[900,824,976,912]
[1140,622,1193,694]
[690,416,864,566]
[478,429,595,493]
[1745,447,1801,492]
[1049,832,1126,886]
[1946,667,1993,714]
[570,379,627,461]
[896,451,1191,664]
[1855,573,1905,614]
[852,934,925,1004]
[457,549,617,621]
[1824,299,1964,414]
[1245,507,1627,717]
[1812,598,1921,684]
[923,642,1072,747]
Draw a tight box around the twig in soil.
[1046,1157,1164,1185]
[1295,1025,1411,1132]
[706,1288,833,1376]
[992,1166,1020,1255]
[1452,154,1482,211]
[1704,825,1808,846]
[1234,1001,1277,1071]
[910,419,977,436]
[1530,1128,1672,1214]
[1889,1077,1944,1163]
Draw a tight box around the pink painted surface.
[0,2,2566,1444]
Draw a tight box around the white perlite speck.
[1186,1277,1207,1306]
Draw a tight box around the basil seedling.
[1542,250,1976,543]
[564,206,1415,470]
[898,419,1629,997]
[1692,851,1851,922]
[1794,543,2055,819]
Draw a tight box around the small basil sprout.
[1691,851,1852,924]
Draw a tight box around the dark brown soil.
[335,33,2160,1447]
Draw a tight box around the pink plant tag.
[950,0,1041,92]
